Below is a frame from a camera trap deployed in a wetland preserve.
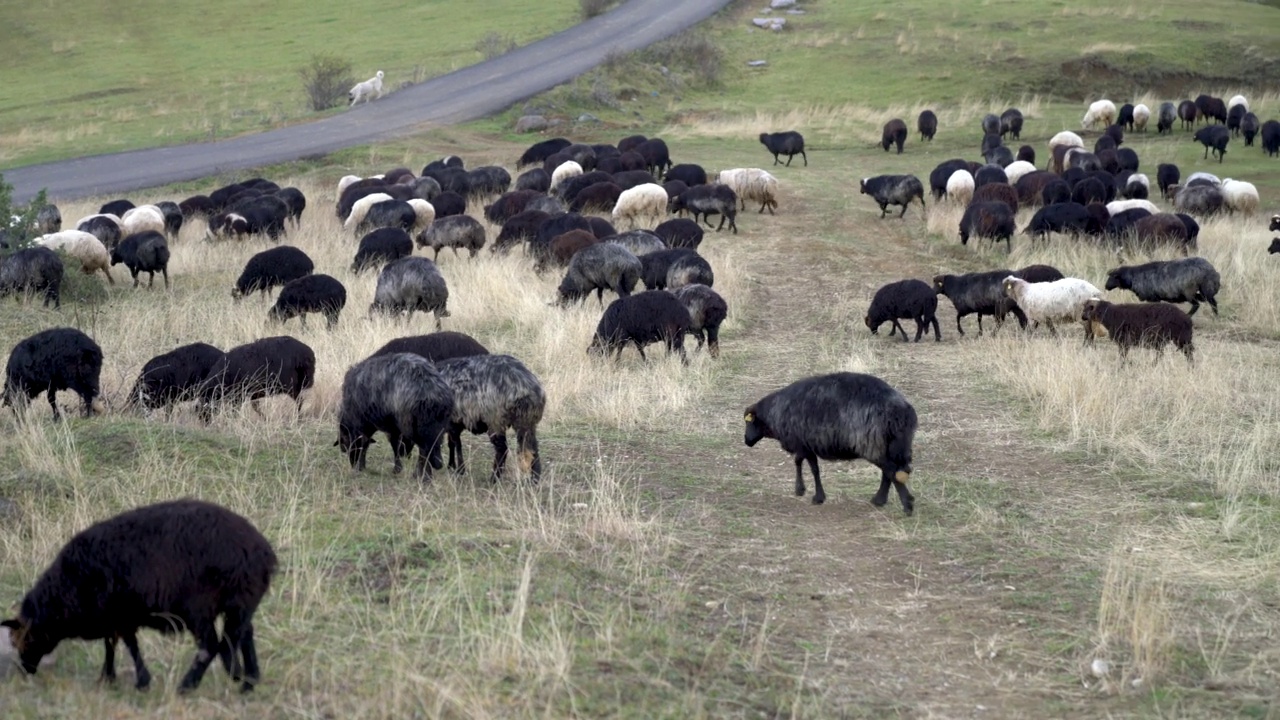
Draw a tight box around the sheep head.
[742,408,770,447]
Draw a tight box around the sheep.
[1082,99,1117,129]
[1105,257,1219,317]
[358,199,418,235]
[957,201,1016,252]
[1040,179,1072,206]
[1187,172,1221,188]
[1132,103,1151,131]
[664,163,707,188]
[1023,202,1092,240]
[1227,104,1246,136]
[1178,100,1198,129]
[33,230,113,284]
[1129,213,1195,255]
[933,270,1027,336]
[653,218,701,250]
[368,256,449,327]
[981,132,1004,157]
[556,171,613,204]
[557,242,642,306]
[1106,199,1160,217]
[617,134,647,154]
[100,199,135,217]
[918,110,937,141]
[1049,130,1084,154]
[1194,125,1230,162]
[530,212,591,262]
[1261,120,1280,157]
[542,229,599,272]
[349,70,384,106]
[1196,94,1227,124]
[570,182,622,214]
[417,215,486,261]
[1270,238,1280,255]
[1122,172,1149,200]
[743,372,917,514]
[1105,208,1153,242]
[465,166,512,198]
[268,274,347,329]
[1081,300,1194,364]
[997,108,1023,139]
[76,214,122,249]
[1221,179,1259,215]
[549,160,583,194]
[981,114,1001,136]
[1001,275,1103,336]
[666,252,714,290]
[1177,213,1201,245]
[120,205,166,237]
[228,246,312,301]
[3,327,102,419]
[1071,177,1109,206]
[155,200,184,240]
[198,336,315,422]
[671,283,727,358]
[435,354,546,481]
[634,138,672,178]
[606,229,669,255]
[1241,112,1260,146]
[945,170,975,205]
[611,183,669,229]
[1173,183,1225,217]
[493,210,550,254]
[518,138,571,169]
[0,247,64,308]
[717,168,779,214]
[1227,94,1248,113]
[860,175,925,219]
[1272,215,1280,233]
[974,165,1008,188]
[929,159,970,199]
[342,192,393,232]
[2,499,276,693]
[759,131,807,166]
[612,169,659,191]
[484,190,540,225]
[516,168,552,194]
[111,231,170,289]
[1003,160,1037,185]
[881,118,908,153]
[671,184,739,233]
[125,342,225,416]
[588,290,692,362]
[1157,102,1176,134]
[988,145,1013,169]
[371,332,489,363]
[864,279,940,342]
[1155,164,1180,199]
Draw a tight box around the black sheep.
[557,171,613,204]
[984,145,1015,168]
[1115,148,1139,173]
[569,182,623,214]
[1177,213,1201,245]
[671,185,739,233]
[958,201,1016,252]
[1000,108,1024,140]
[558,242,642,306]
[1193,125,1230,162]
[586,216,616,239]
[543,230,599,272]
[1017,145,1035,165]
[268,274,347,329]
[604,229,668,256]
[665,163,708,187]
[1104,123,1124,147]
[617,151,648,173]
[1156,163,1181,199]
[178,195,214,219]
[1040,179,1072,206]
[436,354,546,481]
[981,113,1001,136]
[667,252,714,290]
[881,118,908,154]
[351,228,412,274]
[274,187,306,228]
[933,270,1028,335]
[654,218,703,250]
[634,138,672,178]
[1157,102,1176,134]
[111,231,170,289]
[424,167,470,196]
[1241,112,1260,146]
[3,327,102,419]
[562,144,597,172]
[336,352,455,480]
[1104,208,1152,240]
[370,256,450,328]
[1132,213,1194,255]
[1082,300,1194,364]
[493,210,551,254]
[981,132,1003,156]
[1227,104,1246,136]
[611,170,658,191]
[234,245,314,298]
[128,342,225,414]
[371,332,489,362]
[77,215,122,249]
[155,200,184,240]
[199,336,315,422]
[99,199,135,217]
[860,175,926,219]
[430,191,467,219]
[864,279,940,342]
[1071,177,1109,206]
[531,212,592,264]
[417,215,486,261]
[640,249,698,290]
[974,165,1008,188]
[671,284,727,358]
[588,290,692,362]
[617,134,647,154]
[0,246,63,308]
[1023,202,1091,239]
[357,199,417,235]
[1117,103,1135,131]
[1269,238,1280,255]
[917,110,937,141]
[759,131,807,166]
[1105,257,1219,316]
[1195,94,1227,124]
[929,159,969,200]
[484,190,542,224]
[465,166,512,197]
[2,499,277,693]
[516,168,552,193]
[743,372,918,514]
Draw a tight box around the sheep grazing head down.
[334,427,375,471]
[1,616,55,676]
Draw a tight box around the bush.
[580,0,618,19]
[299,54,355,112]
[475,32,517,60]
[0,174,48,249]
[643,32,724,88]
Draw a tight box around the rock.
[577,113,600,123]
[515,115,549,133]
[752,17,787,31]
[786,8,805,14]
[771,0,796,7]
[747,60,768,67]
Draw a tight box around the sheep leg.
[891,319,908,342]
[103,267,115,284]
[447,424,465,473]
[801,150,808,166]
[892,474,915,515]
[516,428,541,482]
[219,609,248,681]
[113,631,153,690]
[388,432,405,474]
[489,433,509,482]
[1187,299,1200,316]
[1045,320,1058,337]
[729,215,738,234]
[178,621,222,692]
[912,317,925,342]
[47,389,62,421]
[237,622,260,692]
[898,204,908,219]
[785,154,793,167]
[930,315,941,342]
[131,269,140,287]
[954,313,966,336]
[100,636,118,682]
[879,203,889,218]
[806,456,825,504]
[633,340,648,361]
[792,455,807,498]
[1206,296,1218,316]
[871,474,891,507]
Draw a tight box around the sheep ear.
[743,411,754,423]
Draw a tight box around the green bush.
[299,54,356,112]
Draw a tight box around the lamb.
[1081,300,1194,364]
[198,336,315,421]
[743,372,918,514]
[1156,102,1176,134]
[0,247,64,308]
[268,274,347,329]
[1,499,276,693]
[417,215,486,261]
[557,242,642,306]
[606,228,669,255]
[1221,179,1259,215]
[654,218,701,250]
[717,168,779,214]
[933,270,1028,335]
[1000,108,1024,140]
[111,231,170,289]
[351,228,412,274]
[881,118,908,153]
[348,70,385,106]
[33,230,113,284]
[611,183,669,229]
[1001,275,1104,335]
[1132,103,1151,131]
[3,327,102,419]
[864,279,940,342]
[588,290,692,362]
[371,332,489,362]
[859,175,926,218]
[1193,125,1230,162]
[671,283,728,358]
[367,256,450,328]
[1156,164,1180,199]
[336,352,455,480]
[945,170,975,204]
[670,184,739,233]
[759,131,807,166]
[1082,99,1117,129]
[918,110,937,141]
[127,342,226,415]
[1104,257,1220,316]
[959,201,1016,252]
[120,205,166,237]
[435,354,546,481]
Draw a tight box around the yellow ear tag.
[744,412,754,422]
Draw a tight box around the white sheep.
[1003,160,1037,185]
[945,169,974,205]
[1048,131,1084,154]
[612,183,669,229]
[717,168,778,214]
[1106,199,1160,216]
[337,175,362,195]
[1227,95,1248,113]
[1002,276,1104,336]
[549,160,583,193]
[120,205,166,237]
[1081,99,1117,130]
[343,192,393,231]
[33,230,114,284]
[349,71,384,106]
[1221,179,1259,215]
[407,198,436,234]
[1132,103,1151,131]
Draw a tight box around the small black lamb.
[864,279,940,342]
[881,118,908,154]
[557,242,642,306]
[128,342,225,414]
[371,331,490,362]
[1156,163,1180,199]
[4,327,103,419]
[234,245,314,299]
[653,218,702,250]
[199,335,316,422]
[1104,257,1220,316]
[268,274,347,329]
[588,290,693,362]
[0,246,63,308]
[933,270,1028,335]
[859,175,925,219]
[2,499,277,692]
[435,353,546,481]
[743,372,918,514]
[671,283,728,358]
[1081,300,1194,364]
[351,228,413,274]
[759,131,807,166]
[370,256,450,328]
[1268,238,1280,254]
[111,230,170,289]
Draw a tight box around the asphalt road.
[4,0,734,204]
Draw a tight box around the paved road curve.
[5,0,733,203]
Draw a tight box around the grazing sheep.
[1177,213,1201,245]
[417,215,486,261]
[717,168,779,214]
[465,166,511,198]
[1001,276,1103,335]
[111,231,170,289]
[981,132,1004,157]
[1227,105,1246,136]
[1071,177,1109,206]
[484,190,540,225]
[1196,94,1227,124]
[1049,131,1084,154]
[1221,179,1259,215]
[918,110,937,141]
[436,354,546,481]
[959,201,1016,252]
[995,264,1067,325]
[860,175,926,218]
[570,182,622,214]
[155,201,184,239]
[881,118,908,153]
[1187,172,1221,188]
[1081,300,1194,363]
[974,165,1008,188]
[555,171,613,204]
[666,252,714,290]
[0,247,64,307]
[933,270,1027,335]
[1003,160,1037,185]
[617,134,647,154]
[230,246,314,299]
[34,230,113,284]
[1105,208,1153,242]
[348,70,384,106]
[1194,125,1230,162]
[549,160,583,194]
[1241,112,1260,146]
[634,138,672,178]
[743,372,917,514]
[518,137,572,168]
[1105,257,1219,316]
[427,191,466,219]
[371,332,489,362]
[1157,102,1176,134]
[1106,199,1160,217]
[612,169,659,191]
[336,353,454,480]
[1177,100,1198,130]
[1040,179,1072,206]
[1132,103,1150,131]
[588,290,691,362]
[542,229,599,272]
[342,192,393,232]
[516,168,551,193]
[1121,172,1149,199]
[493,210,551,255]
[1000,108,1024,140]
[529,212,591,263]
[33,203,61,235]
[1,499,276,693]
[199,336,315,421]
[671,184,739,233]
[1157,164,1181,199]
[1260,120,1280,156]
[76,214,123,249]
[120,205,166,237]
[1272,215,1280,233]
[268,274,346,329]
[100,199,135,217]
[653,219,701,250]
[1082,99,1117,130]
[1130,213,1194,254]
[611,183,669,229]
[1023,202,1091,239]
[1173,183,1225,218]
[1269,238,1280,254]
[759,131,807,166]
[945,170,975,205]
[1227,94,1248,113]
[368,257,449,327]
[671,283,727,358]
[3,327,102,419]
[665,163,708,188]
[1017,145,1036,165]
[864,279,940,342]
[606,229,669,255]
[358,199,418,235]
[929,159,970,199]
[971,182,1020,213]
[127,342,225,415]
[558,242,642,306]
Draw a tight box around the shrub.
[643,32,723,88]
[0,175,48,249]
[475,32,517,60]
[299,54,355,112]
[580,0,618,19]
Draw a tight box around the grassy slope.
[0,0,578,167]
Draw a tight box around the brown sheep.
[1081,300,1194,364]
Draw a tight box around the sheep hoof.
[870,494,888,508]
[810,494,825,505]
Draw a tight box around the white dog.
[349,70,385,106]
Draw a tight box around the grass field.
[4,0,1280,717]
[0,0,579,168]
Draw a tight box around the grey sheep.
[671,184,739,234]
[1104,257,1220,316]
[671,283,728,358]
[859,175,925,218]
[369,256,450,328]
[417,215,486,261]
[1172,184,1225,217]
[0,246,63,308]
[605,229,668,256]
[436,353,546,481]
[640,248,697,290]
[666,252,714,290]
[557,242,642,306]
